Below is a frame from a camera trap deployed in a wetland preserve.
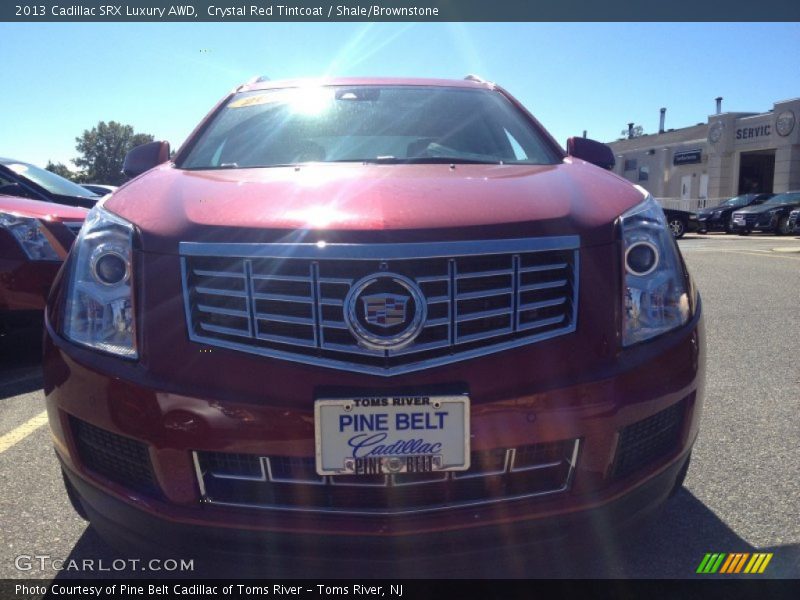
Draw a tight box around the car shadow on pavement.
[54,489,799,579]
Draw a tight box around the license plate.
[314,395,470,476]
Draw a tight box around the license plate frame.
[314,395,471,476]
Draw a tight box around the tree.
[73,121,154,185]
[45,161,79,182]
[620,124,644,140]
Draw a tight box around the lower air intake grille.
[612,399,687,479]
[195,439,580,515]
[71,417,159,496]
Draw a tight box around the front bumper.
[697,215,728,231]
[61,446,693,561]
[44,297,705,548]
[732,213,777,232]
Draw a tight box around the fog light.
[625,241,659,276]
[91,247,129,286]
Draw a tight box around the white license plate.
[314,395,470,476]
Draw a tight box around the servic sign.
[735,124,771,140]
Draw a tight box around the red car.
[44,77,705,560]
[1,194,86,334]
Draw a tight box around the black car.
[0,157,99,209]
[731,191,800,235]
[662,207,700,239]
[697,193,774,234]
[788,208,800,234]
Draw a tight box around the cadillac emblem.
[344,273,426,350]
[776,110,795,137]
[362,293,409,328]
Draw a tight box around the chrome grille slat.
[194,269,245,279]
[519,279,567,292]
[251,273,312,283]
[200,322,251,338]
[456,326,514,345]
[196,286,247,298]
[519,297,567,311]
[517,314,565,332]
[255,313,315,326]
[252,292,313,303]
[256,332,316,348]
[181,237,579,376]
[197,304,249,318]
[456,268,514,280]
[455,307,513,323]
[519,262,567,273]
[456,288,513,301]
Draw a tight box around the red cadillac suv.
[43,77,705,559]
[1,194,86,334]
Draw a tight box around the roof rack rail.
[463,74,487,83]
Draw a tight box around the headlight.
[0,212,59,261]
[621,194,690,346]
[64,205,137,358]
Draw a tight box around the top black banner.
[3,0,800,22]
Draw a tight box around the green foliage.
[620,124,644,139]
[73,121,154,185]
[45,161,80,182]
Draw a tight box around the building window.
[624,159,637,171]
[638,166,649,181]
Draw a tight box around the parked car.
[662,207,700,239]
[731,191,800,235]
[697,193,774,234]
[44,77,704,558]
[787,208,800,234]
[0,194,86,335]
[81,183,118,197]
[0,157,99,209]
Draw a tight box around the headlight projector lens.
[91,248,129,285]
[625,241,659,276]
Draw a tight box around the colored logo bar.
[696,553,773,574]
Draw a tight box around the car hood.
[105,160,644,254]
[0,194,88,221]
[699,205,728,216]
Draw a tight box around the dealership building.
[607,97,800,209]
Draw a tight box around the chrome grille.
[181,237,579,375]
[194,439,580,515]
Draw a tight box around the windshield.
[179,86,560,169]
[5,161,98,199]
[720,195,750,207]
[765,192,800,205]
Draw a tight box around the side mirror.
[566,137,615,170]
[122,141,170,178]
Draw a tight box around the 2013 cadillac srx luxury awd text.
[44,77,705,559]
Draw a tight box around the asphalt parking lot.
[1,233,798,580]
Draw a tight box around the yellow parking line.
[0,411,48,453]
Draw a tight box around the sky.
[1,22,799,170]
